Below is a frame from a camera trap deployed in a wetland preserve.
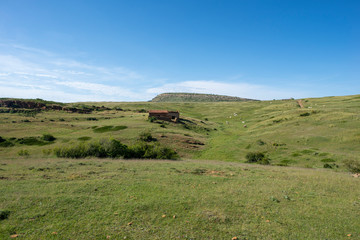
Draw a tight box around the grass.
[93,125,128,133]
[0,158,359,239]
[1,95,360,238]
[0,95,360,169]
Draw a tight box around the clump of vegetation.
[256,139,266,145]
[41,134,56,142]
[0,209,10,220]
[126,142,178,159]
[0,137,14,147]
[300,112,311,117]
[93,125,127,133]
[78,136,92,141]
[321,158,336,163]
[139,132,157,142]
[323,163,338,169]
[343,159,360,173]
[273,142,286,147]
[245,152,270,165]
[18,149,30,157]
[148,116,157,122]
[16,134,55,146]
[291,152,301,157]
[42,149,52,156]
[86,117,98,121]
[16,137,49,146]
[191,168,207,175]
[53,139,178,160]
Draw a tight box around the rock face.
[150,93,257,102]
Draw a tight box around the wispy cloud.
[0,43,151,102]
[0,43,313,102]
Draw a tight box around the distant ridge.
[150,93,257,102]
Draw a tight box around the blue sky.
[0,0,359,102]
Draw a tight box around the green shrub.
[139,132,157,142]
[42,149,52,156]
[245,152,270,165]
[18,149,30,157]
[291,152,301,157]
[93,125,127,133]
[78,136,92,141]
[148,116,157,122]
[300,112,311,117]
[42,134,56,142]
[344,159,360,173]
[86,117,98,121]
[104,139,128,158]
[323,163,333,169]
[0,209,10,220]
[53,139,178,160]
[125,142,178,160]
[17,137,51,146]
[0,137,14,147]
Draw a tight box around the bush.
[0,209,10,220]
[0,137,14,147]
[300,112,311,117]
[93,125,127,133]
[245,152,270,165]
[78,136,92,141]
[344,159,360,173]
[105,139,128,158]
[148,116,157,122]
[18,149,30,157]
[53,139,178,160]
[139,132,157,142]
[17,137,48,146]
[125,142,178,160]
[42,134,56,142]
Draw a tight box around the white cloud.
[0,43,150,102]
[0,43,312,102]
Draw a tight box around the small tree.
[245,152,270,165]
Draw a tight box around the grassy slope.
[0,158,359,239]
[0,95,360,239]
[1,94,359,168]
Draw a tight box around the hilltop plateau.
[150,92,256,102]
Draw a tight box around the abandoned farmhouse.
[148,110,180,122]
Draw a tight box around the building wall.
[149,112,179,122]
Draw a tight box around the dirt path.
[297,100,304,108]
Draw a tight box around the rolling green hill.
[1,94,360,239]
[150,92,256,102]
[1,94,359,169]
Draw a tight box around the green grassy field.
[0,94,360,239]
[0,158,359,239]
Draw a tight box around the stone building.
[148,110,179,122]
